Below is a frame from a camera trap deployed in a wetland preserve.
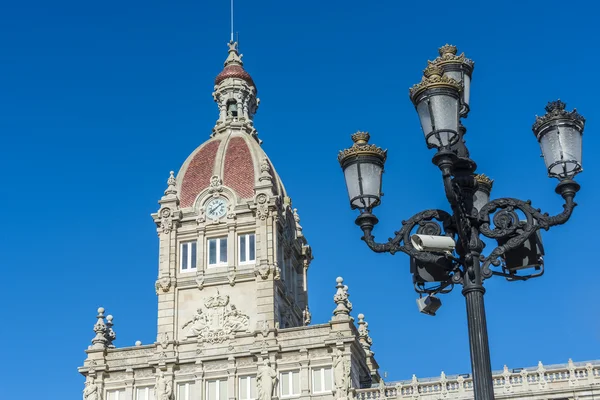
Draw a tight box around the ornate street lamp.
[338,131,387,211]
[338,45,586,400]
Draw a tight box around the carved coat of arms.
[182,293,250,343]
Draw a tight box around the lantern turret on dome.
[212,41,260,137]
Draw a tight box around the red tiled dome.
[215,65,255,87]
[179,140,221,207]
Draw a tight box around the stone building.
[79,42,599,400]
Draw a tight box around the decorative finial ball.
[358,313,365,319]
[170,170,174,175]
[106,315,113,322]
[336,277,344,283]
[135,340,142,346]
[97,307,105,314]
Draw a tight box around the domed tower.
[151,41,313,345]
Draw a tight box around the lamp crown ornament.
[438,44,457,56]
[475,173,494,188]
[409,64,462,102]
[337,131,387,166]
[431,44,475,69]
[532,100,586,134]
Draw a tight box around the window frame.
[180,240,198,272]
[238,375,257,400]
[311,366,334,394]
[177,381,195,400]
[279,370,301,398]
[135,386,154,400]
[106,389,126,400]
[238,233,256,265]
[206,378,228,400]
[207,236,228,267]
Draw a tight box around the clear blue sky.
[0,1,597,398]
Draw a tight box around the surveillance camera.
[411,234,455,253]
[416,295,442,316]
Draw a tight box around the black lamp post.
[338,45,585,400]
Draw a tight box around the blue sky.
[0,0,597,398]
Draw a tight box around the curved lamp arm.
[478,179,579,278]
[355,209,456,265]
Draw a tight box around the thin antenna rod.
[230,0,234,42]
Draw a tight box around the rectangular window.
[280,371,300,398]
[312,367,333,393]
[180,241,197,272]
[177,382,195,400]
[106,389,126,400]
[136,386,155,400]
[206,379,228,400]
[239,375,257,400]
[208,237,227,267]
[239,233,256,264]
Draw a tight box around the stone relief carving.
[204,360,229,371]
[155,276,172,294]
[257,360,278,400]
[195,272,205,290]
[181,292,250,343]
[208,176,223,193]
[158,332,169,349]
[155,371,173,400]
[255,263,270,280]
[333,349,351,399]
[237,357,256,367]
[196,209,206,224]
[159,208,174,235]
[135,369,155,378]
[105,372,127,382]
[227,270,236,286]
[83,376,99,400]
[255,193,270,220]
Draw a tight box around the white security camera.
[416,295,442,316]
[410,234,455,253]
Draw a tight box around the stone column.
[299,349,310,396]
[124,368,134,400]
[227,358,237,400]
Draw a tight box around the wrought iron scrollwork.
[358,209,455,266]
[478,194,577,278]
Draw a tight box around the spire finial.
[162,170,178,199]
[332,277,353,320]
[91,307,108,350]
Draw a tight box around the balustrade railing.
[354,359,600,399]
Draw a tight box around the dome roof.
[177,132,285,208]
[215,64,255,87]
[214,41,256,89]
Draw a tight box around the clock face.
[206,198,228,220]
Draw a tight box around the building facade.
[79,43,599,400]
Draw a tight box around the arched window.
[226,100,238,118]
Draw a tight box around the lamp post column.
[462,254,495,400]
